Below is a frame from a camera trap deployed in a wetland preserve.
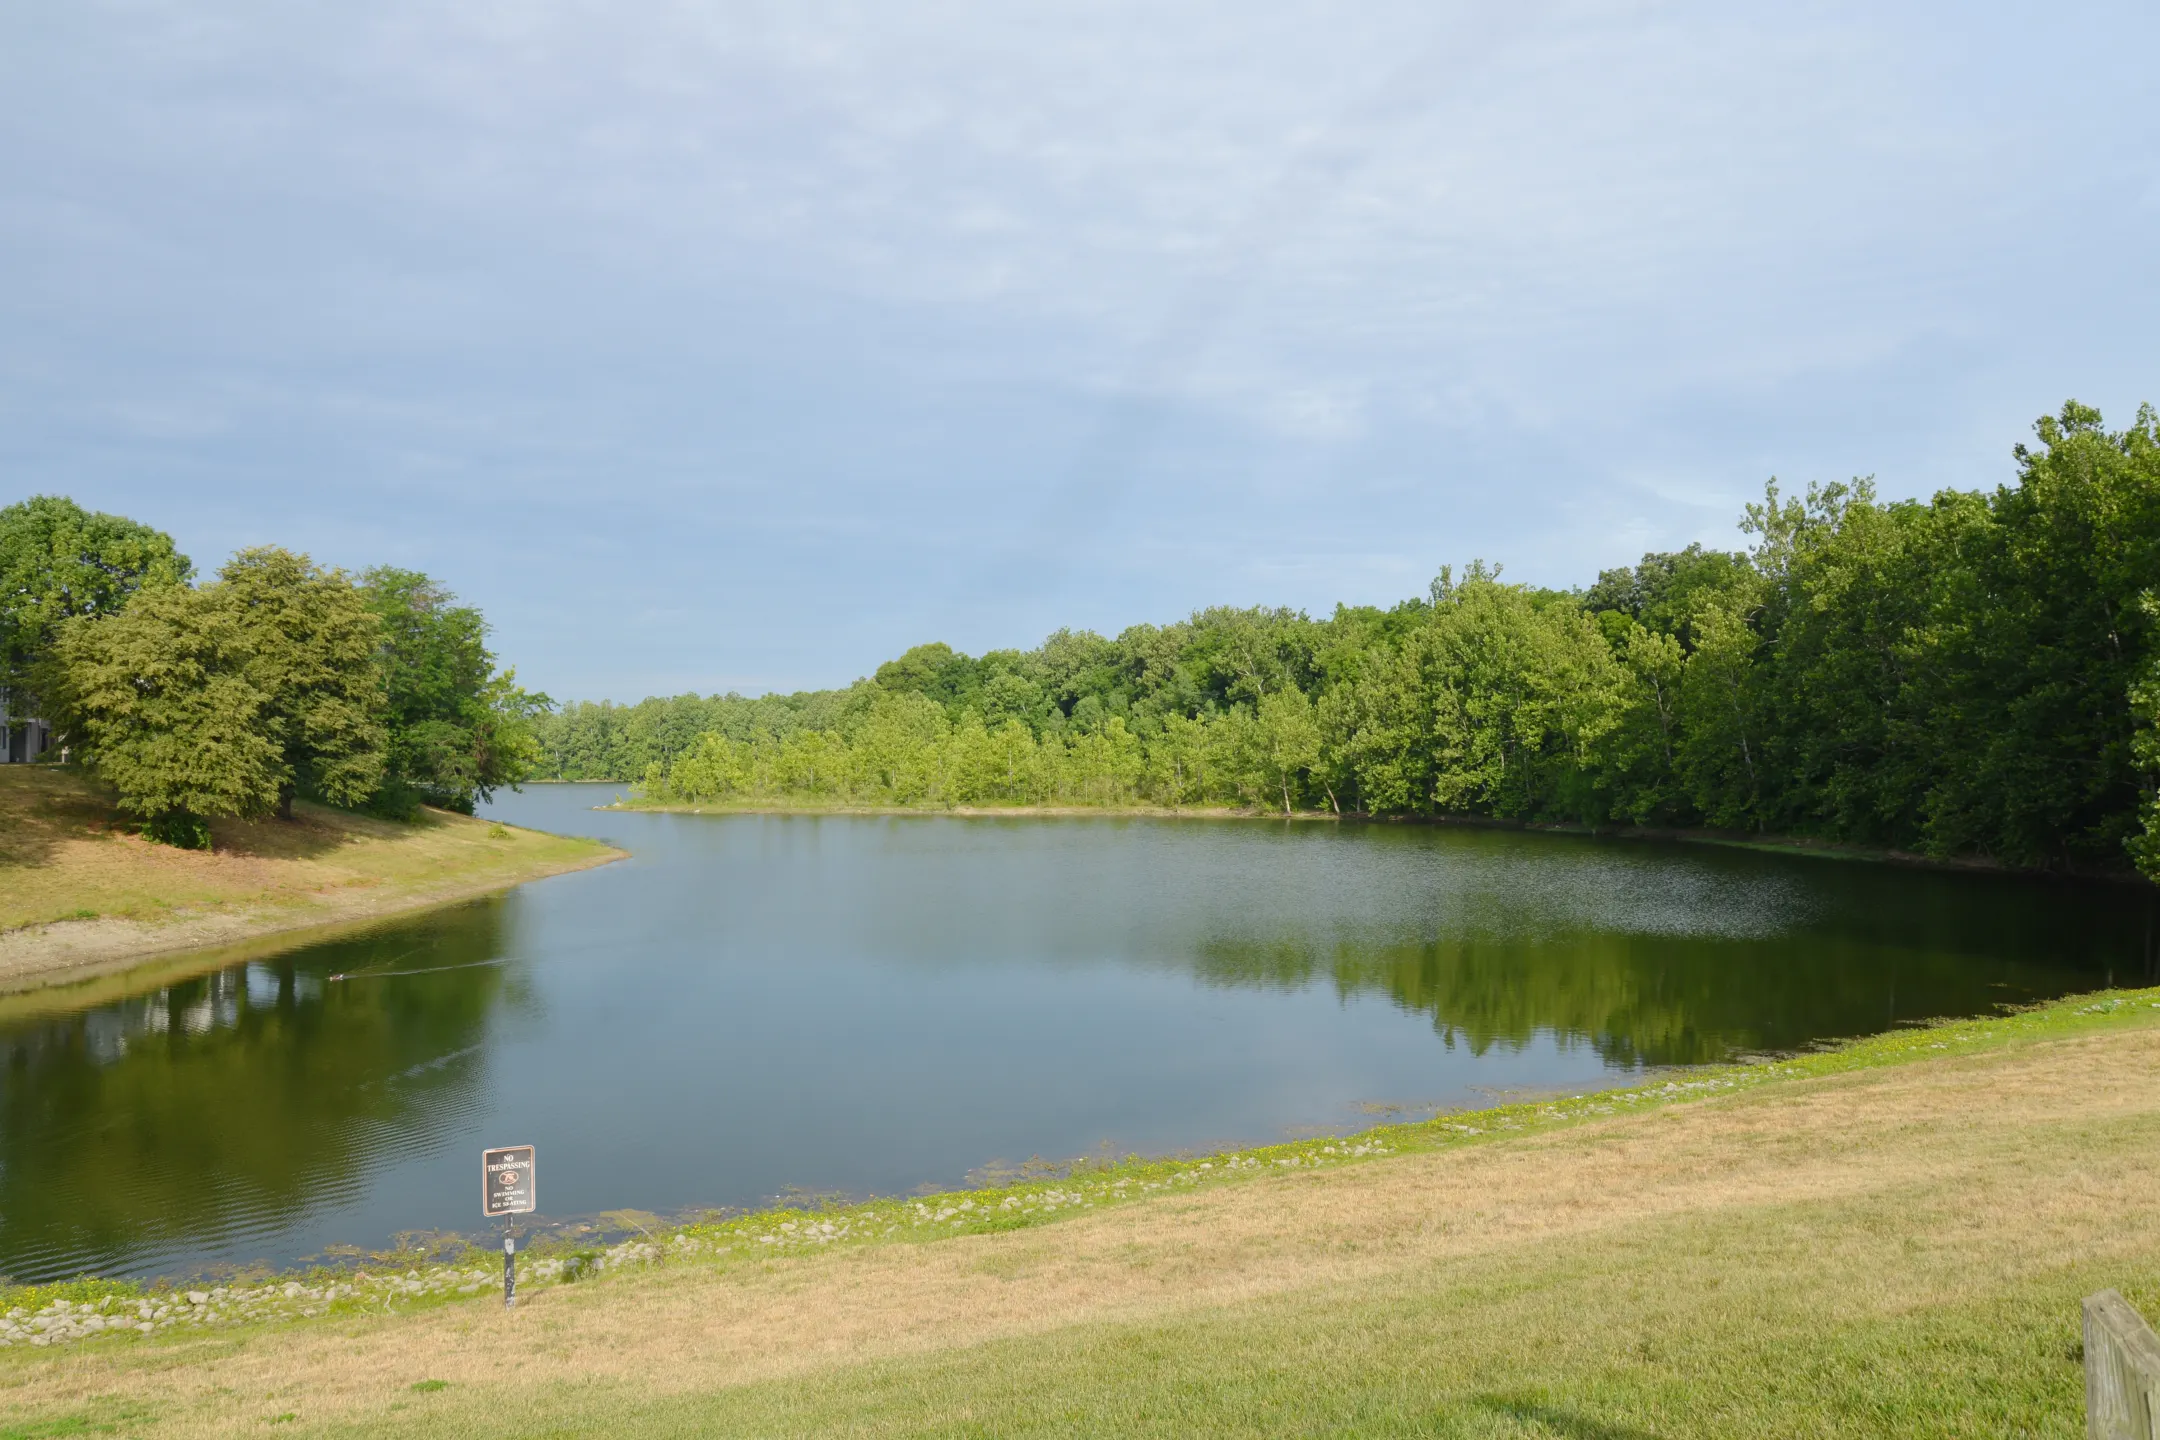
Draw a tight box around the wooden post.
[2086,1290,2160,1439]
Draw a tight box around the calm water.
[3,785,2152,1282]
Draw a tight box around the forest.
[535,402,2160,878]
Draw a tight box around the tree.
[2130,593,2160,882]
[362,568,548,814]
[51,548,387,836]
[1739,482,1930,842]
[1591,620,1686,824]
[1908,403,2160,866]
[658,731,751,802]
[1310,684,1361,813]
[1583,543,1752,645]
[1676,593,1766,828]
[1,496,190,718]
[874,642,982,712]
[50,583,281,844]
[218,549,386,818]
[1413,566,1623,820]
[1255,687,1322,814]
[1338,643,1434,816]
[848,690,948,802]
[1066,714,1145,804]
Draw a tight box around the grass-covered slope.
[0,766,620,990]
[6,992,2157,1437]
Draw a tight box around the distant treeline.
[533,403,2160,878]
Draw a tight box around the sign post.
[481,1144,536,1308]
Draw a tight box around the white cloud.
[3,0,2156,692]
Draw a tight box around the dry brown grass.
[11,1016,2157,1436]
[0,766,620,992]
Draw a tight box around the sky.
[3,1,2157,701]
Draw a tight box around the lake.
[2,785,2150,1283]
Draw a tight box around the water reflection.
[0,902,515,1281]
[1189,841,2153,1067]
[1198,928,2093,1067]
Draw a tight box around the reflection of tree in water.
[1192,879,2144,1068]
[0,899,517,1282]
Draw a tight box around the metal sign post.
[481,1145,536,1308]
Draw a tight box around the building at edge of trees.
[0,690,52,763]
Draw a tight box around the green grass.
[362,1237,2121,1438]
[0,1404,154,1439]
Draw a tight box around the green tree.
[2129,593,2160,881]
[217,549,387,818]
[1908,403,2160,866]
[1585,618,1686,824]
[1411,566,1622,820]
[1255,686,1322,814]
[50,582,282,841]
[989,717,1044,802]
[1338,644,1434,815]
[53,549,388,836]
[1675,593,1766,828]
[1066,714,1145,804]
[1144,712,1208,807]
[874,642,982,712]
[848,690,949,802]
[775,728,848,799]
[1583,543,1752,645]
[1,495,191,718]
[362,567,548,814]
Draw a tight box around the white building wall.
[0,690,50,763]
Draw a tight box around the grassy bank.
[8,990,2159,1436]
[0,766,623,992]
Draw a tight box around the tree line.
[0,496,543,846]
[539,402,2160,878]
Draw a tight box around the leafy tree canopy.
[51,547,387,831]
[51,580,283,835]
[362,567,548,814]
[0,496,190,711]
[217,548,387,816]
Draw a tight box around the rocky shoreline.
[1,1148,1419,1350]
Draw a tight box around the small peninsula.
[0,766,621,993]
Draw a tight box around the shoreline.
[0,767,626,994]
[0,838,623,997]
[0,839,623,1009]
[606,795,2145,883]
[608,799,1323,821]
[11,988,2149,1303]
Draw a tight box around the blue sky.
[4,2,2156,701]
